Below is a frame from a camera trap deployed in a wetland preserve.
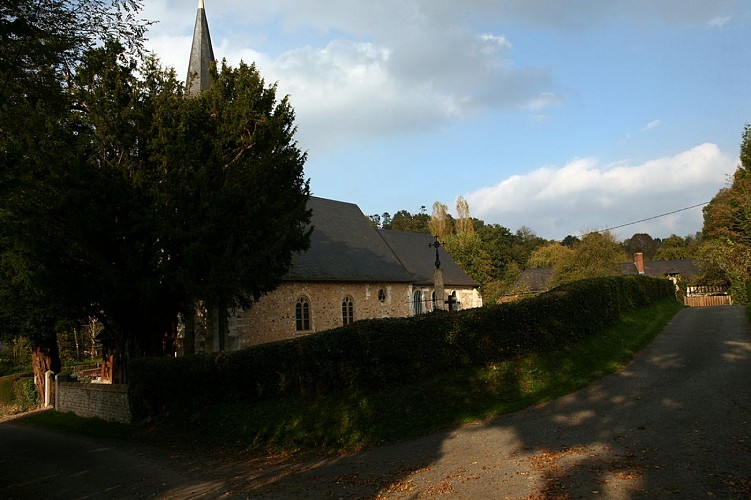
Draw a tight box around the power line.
[599,201,710,233]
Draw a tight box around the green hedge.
[0,374,38,412]
[128,275,675,419]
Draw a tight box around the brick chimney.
[634,252,645,274]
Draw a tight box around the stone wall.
[56,381,131,424]
[234,281,412,347]
[232,281,483,348]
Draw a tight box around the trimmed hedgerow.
[128,275,675,420]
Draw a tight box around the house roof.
[378,230,480,287]
[512,267,554,294]
[284,197,477,287]
[619,259,700,279]
[510,258,701,296]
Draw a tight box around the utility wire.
[599,201,710,233]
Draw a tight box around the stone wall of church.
[234,281,413,347]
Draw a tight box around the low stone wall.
[56,381,131,424]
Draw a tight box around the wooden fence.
[684,286,732,307]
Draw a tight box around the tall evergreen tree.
[0,0,150,394]
[1,41,311,383]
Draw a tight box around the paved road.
[0,419,229,499]
[1,306,750,498]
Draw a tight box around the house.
[192,197,482,351]
[505,252,701,302]
[619,251,700,283]
[182,3,480,352]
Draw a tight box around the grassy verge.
[16,300,683,452]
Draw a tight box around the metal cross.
[428,236,443,269]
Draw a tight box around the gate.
[684,286,732,307]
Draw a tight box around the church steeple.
[186,0,215,96]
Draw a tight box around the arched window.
[378,288,387,303]
[295,296,311,331]
[430,291,436,312]
[413,290,423,315]
[342,296,354,326]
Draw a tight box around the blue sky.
[141,1,751,241]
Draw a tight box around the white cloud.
[465,143,736,240]
[143,1,555,152]
[708,16,733,28]
[141,0,742,153]
[642,119,661,131]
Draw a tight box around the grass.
[14,300,683,453]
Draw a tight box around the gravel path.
[1,306,750,499]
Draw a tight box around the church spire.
[186,0,215,96]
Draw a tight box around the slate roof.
[510,258,701,296]
[512,267,554,293]
[283,197,477,287]
[378,230,479,287]
[186,0,214,96]
[619,259,700,279]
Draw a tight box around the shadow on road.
[241,306,751,498]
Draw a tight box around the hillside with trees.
[371,203,704,303]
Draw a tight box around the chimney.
[634,252,645,274]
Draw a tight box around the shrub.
[128,275,675,419]
[13,377,39,411]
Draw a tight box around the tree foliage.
[550,231,625,288]
[428,202,451,240]
[699,124,751,302]
[653,234,700,261]
[390,207,431,233]
[623,233,657,260]
[1,40,311,382]
[527,242,573,269]
[0,0,151,393]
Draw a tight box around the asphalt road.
[1,305,750,499]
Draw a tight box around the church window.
[377,288,386,303]
[413,290,423,315]
[342,296,354,326]
[295,296,311,331]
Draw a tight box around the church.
[184,1,482,351]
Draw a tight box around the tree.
[550,231,625,288]
[561,235,580,248]
[623,233,657,260]
[390,209,431,233]
[444,198,493,290]
[699,124,751,303]
[0,0,150,396]
[654,234,698,260]
[527,242,573,268]
[428,202,451,240]
[455,196,473,235]
[1,43,311,383]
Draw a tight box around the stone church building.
[183,2,482,352]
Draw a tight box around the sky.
[140,0,751,241]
